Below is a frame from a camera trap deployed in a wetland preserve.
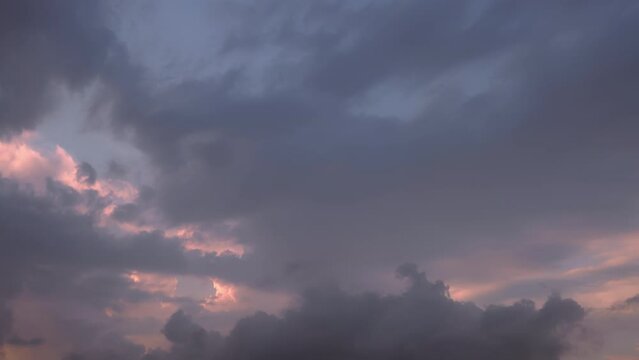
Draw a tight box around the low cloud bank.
[66,264,585,360]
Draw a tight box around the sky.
[0,0,638,359]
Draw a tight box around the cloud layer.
[67,266,586,360]
[0,0,638,358]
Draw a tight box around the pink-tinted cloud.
[435,233,639,309]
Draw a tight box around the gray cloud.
[1,0,638,357]
[99,0,639,292]
[0,177,243,353]
[625,295,639,305]
[106,160,129,179]
[67,265,585,360]
[63,332,145,360]
[610,294,639,311]
[110,203,142,223]
[0,178,242,282]
[76,162,98,186]
[2,0,638,289]
[0,0,130,136]
[6,336,45,348]
[0,302,43,352]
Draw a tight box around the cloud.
[0,177,246,295]
[0,174,245,356]
[90,0,639,297]
[0,0,638,358]
[62,332,145,360]
[611,294,639,311]
[0,302,44,354]
[624,295,639,305]
[76,162,98,186]
[0,303,11,346]
[66,265,585,360]
[0,0,132,136]
[0,138,250,357]
[6,336,44,348]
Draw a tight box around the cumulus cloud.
[0,175,244,356]
[0,178,241,277]
[66,265,585,360]
[0,137,248,357]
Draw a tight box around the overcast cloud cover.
[1,0,639,359]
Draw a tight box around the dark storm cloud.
[67,265,585,360]
[1,0,638,357]
[101,0,639,289]
[76,162,98,185]
[0,0,131,136]
[0,178,242,282]
[0,177,243,353]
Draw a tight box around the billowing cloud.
[0,176,244,284]
[0,168,243,356]
[66,265,586,360]
[94,0,639,297]
[0,0,638,358]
